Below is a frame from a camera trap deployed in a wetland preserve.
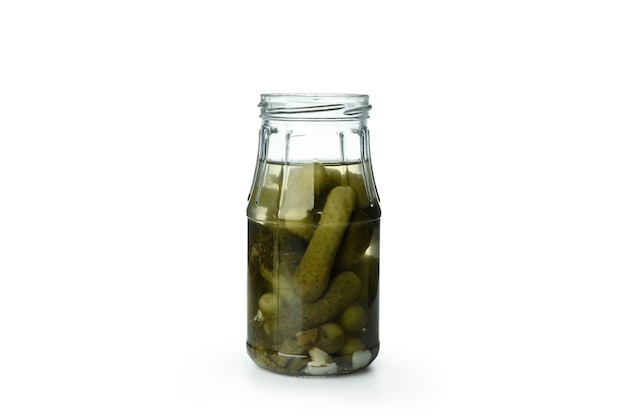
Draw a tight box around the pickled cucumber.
[315,323,346,354]
[334,210,374,270]
[347,170,370,209]
[258,292,279,318]
[279,163,333,239]
[337,336,367,356]
[292,186,356,302]
[339,303,368,335]
[296,322,345,354]
[276,271,362,338]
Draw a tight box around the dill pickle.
[334,210,374,270]
[292,186,356,302]
[275,271,361,338]
[339,303,369,335]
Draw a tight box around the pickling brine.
[247,94,381,376]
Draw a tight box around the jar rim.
[259,93,371,121]
[261,93,369,98]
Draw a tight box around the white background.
[1,1,625,416]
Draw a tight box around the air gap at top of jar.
[246,94,381,376]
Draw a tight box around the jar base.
[246,343,379,377]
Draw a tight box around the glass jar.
[246,94,381,376]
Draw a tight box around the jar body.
[246,94,380,376]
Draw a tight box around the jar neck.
[259,120,371,165]
[250,95,379,214]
